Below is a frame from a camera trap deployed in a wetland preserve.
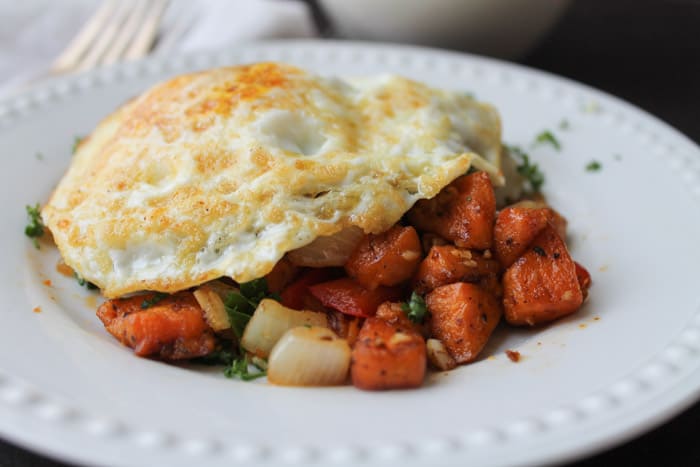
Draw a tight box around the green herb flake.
[72,136,84,154]
[74,272,98,290]
[140,292,169,309]
[240,278,270,307]
[35,152,44,161]
[223,290,257,341]
[24,203,45,249]
[559,119,570,130]
[401,291,428,324]
[224,354,267,381]
[581,101,601,114]
[192,349,236,366]
[222,278,281,344]
[585,160,602,172]
[614,154,622,161]
[508,145,545,193]
[534,130,561,151]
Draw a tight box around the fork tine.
[154,1,200,55]
[50,0,119,74]
[124,0,169,61]
[75,0,134,72]
[101,0,151,66]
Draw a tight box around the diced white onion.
[267,326,351,386]
[426,338,457,371]
[287,226,364,267]
[193,284,231,332]
[241,299,328,358]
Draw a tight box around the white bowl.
[318,0,571,59]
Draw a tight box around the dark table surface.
[2,0,699,466]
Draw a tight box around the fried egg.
[42,63,504,298]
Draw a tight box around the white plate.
[1,40,700,467]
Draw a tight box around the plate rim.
[1,38,700,467]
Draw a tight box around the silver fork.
[50,0,169,75]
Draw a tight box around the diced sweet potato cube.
[502,225,583,326]
[407,171,496,250]
[351,315,426,390]
[426,282,502,364]
[375,301,428,337]
[511,200,568,239]
[494,203,568,268]
[345,225,422,290]
[575,261,592,301]
[413,245,501,296]
[96,292,217,360]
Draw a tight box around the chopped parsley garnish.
[35,152,44,161]
[192,348,236,366]
[224,294,254,341]
[508,145,545,193]
[240,277,281,307]
[192,347,266,381]
[401,291,428,324]
[223,277,280,340]
[614,154,622,161]
[74,272,98,290]
[24,203,45,249]
[585,160,602,172]
[72,136,84,154]
[534,130,561,151]
[559,119,570,130]
[224,354,267,381]
[141,292,168,309]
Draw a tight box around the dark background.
[2,0,699,465]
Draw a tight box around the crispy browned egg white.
[42,63,505,297]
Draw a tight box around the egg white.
[42,63,504,297]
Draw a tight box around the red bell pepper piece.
[280,269,328,310]
[308,278,403,318]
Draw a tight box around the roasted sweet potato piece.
[375,301,428,337]
[407,171,496,250]
[309,278,403,318]
[351,312,426,390]
[345,225,422,290]
[575,261,592,301]
[502,225,583,326]
[426,283,502,364]
[96,292,216,360]
[413,245,501,295]
[494,202,567,268]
